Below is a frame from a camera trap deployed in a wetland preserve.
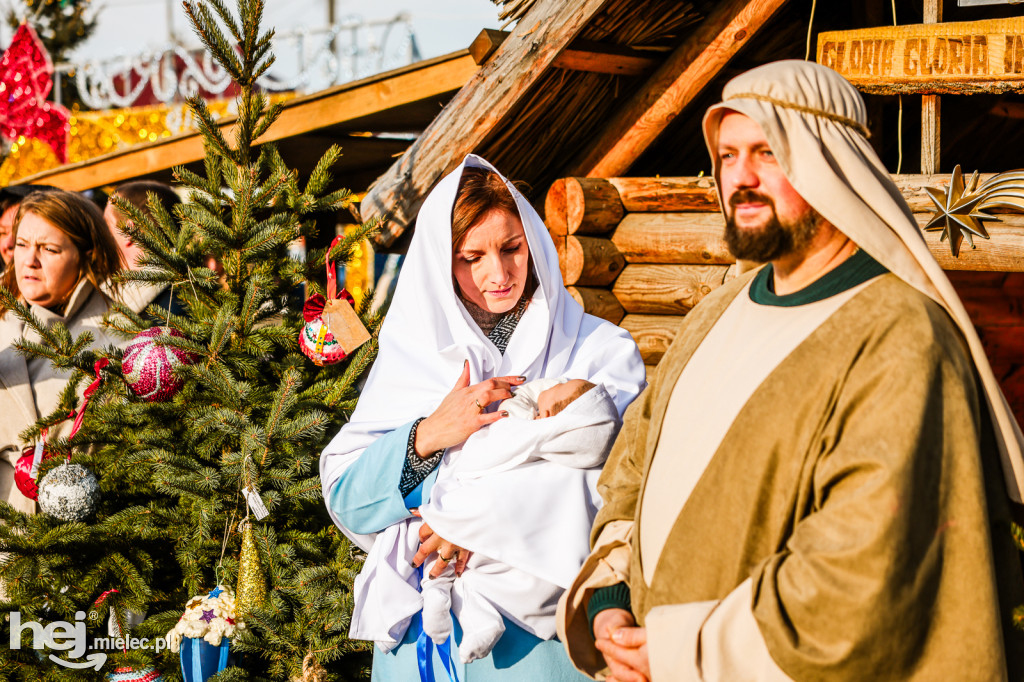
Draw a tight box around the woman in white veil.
[320,155,645,679]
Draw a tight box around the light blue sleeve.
[327,420,439,535]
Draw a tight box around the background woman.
[0,190,124,514]
[320,156,645,679]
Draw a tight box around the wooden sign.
[817,18,1024,95]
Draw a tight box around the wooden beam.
[620,314,683,364]
[611,213,733,264]
[613,264,732,314]
[570,0,789,178]
[360,0,616,247]
[555,40,660,76]
[20,51,479,191]
[567,286,626,324]
[469,28,658,75]
[922,0,942,174]
[469,29,509,64]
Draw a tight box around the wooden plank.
[611,213,733,264]
[620,314,683,364]
[555,43,659,76]
[922,95,940,173]
[609,176,720,212]
[470,29,658,75]
[817,18,1024,95]
[567,286,625,324]
[921,0,941,175]
[613,264,732,314]
[559,235,626,286]
[360,0,616,247]
[21,51,479,191]
[571,0,789,178]
[918,213,1024,271]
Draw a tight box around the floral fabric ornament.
[0,24,71,162]
[299,235,370,366]
[166,586,243,682]
[122,327,198,402]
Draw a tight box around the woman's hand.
[414,360,525,457]
[411,516,472,578]
[593,609,650,682]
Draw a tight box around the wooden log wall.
[547,175,1024,406]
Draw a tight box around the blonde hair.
[0,190,124,316]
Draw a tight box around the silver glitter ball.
[37,463,100,521]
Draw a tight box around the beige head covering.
[703,59,1024,503]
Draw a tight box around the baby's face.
[535,379,595,419]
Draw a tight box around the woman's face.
[14,212,82,308]
[453,208,529,314]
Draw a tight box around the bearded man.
[557,60,1024,681]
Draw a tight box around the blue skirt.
[371,613,590,682]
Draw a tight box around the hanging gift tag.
[29,440,44,478]
[242,485,270,520]
[323,297,370,354]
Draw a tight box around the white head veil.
[320,155,646,543]
[703,60,1024,502]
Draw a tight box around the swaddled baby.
[419,378,598,661]
[350,377,621,662]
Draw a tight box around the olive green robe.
[560,270,1024,681]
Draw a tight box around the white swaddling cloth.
[350,384,621,661]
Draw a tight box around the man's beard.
[724,189,822,262]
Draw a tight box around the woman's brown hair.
[450,167,536,301]
[0,190,124,316]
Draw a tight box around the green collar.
[749,248,889,307]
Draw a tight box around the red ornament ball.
[14,443,52,500]
[122,327,198,402]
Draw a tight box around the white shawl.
[319,154,646,550]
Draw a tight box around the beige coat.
[0,280,119,514]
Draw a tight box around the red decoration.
[15,441,52,500]
[300,235,369,366]
[122,327,198,401]
[0,24,71,163]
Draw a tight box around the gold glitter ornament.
[235,521,266,616]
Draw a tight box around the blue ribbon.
[415,566,460,682]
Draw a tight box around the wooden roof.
[360,0,1024,250]
[17,50,480,193]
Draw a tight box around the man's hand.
[594,611,650,682]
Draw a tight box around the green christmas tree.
[0,0,381,679]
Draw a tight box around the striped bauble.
[106,666,164,682]
[122,327,198,402]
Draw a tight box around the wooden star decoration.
[923,165,993,257]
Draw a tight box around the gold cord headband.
[725,92,871,139]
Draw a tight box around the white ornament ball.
[37,463,100,521]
